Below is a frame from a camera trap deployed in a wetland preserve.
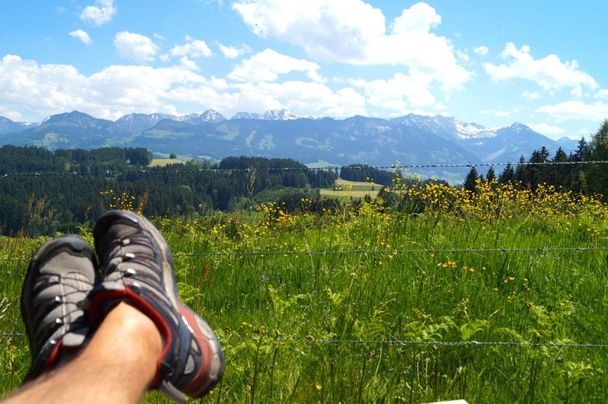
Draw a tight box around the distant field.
[148,159,184,167]
[320,189,380,199]
[320,178,384,199]
[335,178,384,189]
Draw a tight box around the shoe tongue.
[40,254,92,275]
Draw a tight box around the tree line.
[0,148,336,236]
[463,120,608,195]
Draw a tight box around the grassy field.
[320,178,384,199]
[2,181,608,402]
[148,158,184,167]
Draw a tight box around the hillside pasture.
[147,158,184,167]
[320,178,384,199]
[2,182,608,402]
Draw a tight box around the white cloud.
[80,0,116,26]
[0,54,205,120]
[484,43,598,94]
[521,90,541,100]
[170,36,212,59]
[538,101,608,122]
[456,50,469,63]
[528,122,566,136]
[114,32,159,63]
[230,80,366,117]
[233,0,469,89]
[0,53,367,121]
[218,43,250,59]
[228,49,323,83]
[596,89,608,99]
[363,72,440,113]
[178,57,200,71]
[0,106,23,121]
[69,29,92,45]
[473,46,488,55]
[480,109,511,118]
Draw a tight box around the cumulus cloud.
[232,0,469,89]
[596,89,608,99]
[170,36,212,58]
[80,0,116,26]
[362,72,440,114]
[521,90,541,100]
[484,43,598,94]
[480,109,511,118]
[528,122,566,136]
[538,101,608,122]
[230,80,366,117]
[473,46,488,55]
[0,106,23,121]
[69,29,92,45]
[0,53,367,121]
[218,43,250,59]
[114,32,159,63]
[228,49,323,83]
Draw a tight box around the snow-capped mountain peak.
[454,120,497,139]
[176,109,226,125]
[263,109,298,121]
[232,112,263,120]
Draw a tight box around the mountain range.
[0,109,580,176]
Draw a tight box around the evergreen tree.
[498,163,515,184]
[550,147,569,188]
[463,166,478,192]
[486,166,496,183]
[515,156,528,187]
[586,120,608,196]
[571,137,589,161]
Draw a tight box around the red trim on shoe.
[41,340,63,374]
[177,302,212,397]
[87,288,173,387]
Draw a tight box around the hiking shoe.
[20,235,97,382]
[87,210,224,401]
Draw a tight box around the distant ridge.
[0,110,580,173]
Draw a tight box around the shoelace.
[32,275,94,346]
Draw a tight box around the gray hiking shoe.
[87,210,224,402]
[20,235,97,382]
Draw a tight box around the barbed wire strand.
[0,245,606,266]
[2,160,608,178]
[0,331,606,349]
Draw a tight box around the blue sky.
[1,0,607,140]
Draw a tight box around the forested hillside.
[0,147,335,235]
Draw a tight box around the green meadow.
[2,182,608,402]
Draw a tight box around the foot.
[87,210,224,401]
[20,235,97,382]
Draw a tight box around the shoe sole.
[178,302,225,397]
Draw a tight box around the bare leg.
[3,302,162,404]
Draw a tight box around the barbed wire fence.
[0,330,607,349]
[1,159,608,178]
[0,245,606,266]
[2,243,608,348]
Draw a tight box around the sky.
[1,0,607,140]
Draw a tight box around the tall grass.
[2,182,608,402]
